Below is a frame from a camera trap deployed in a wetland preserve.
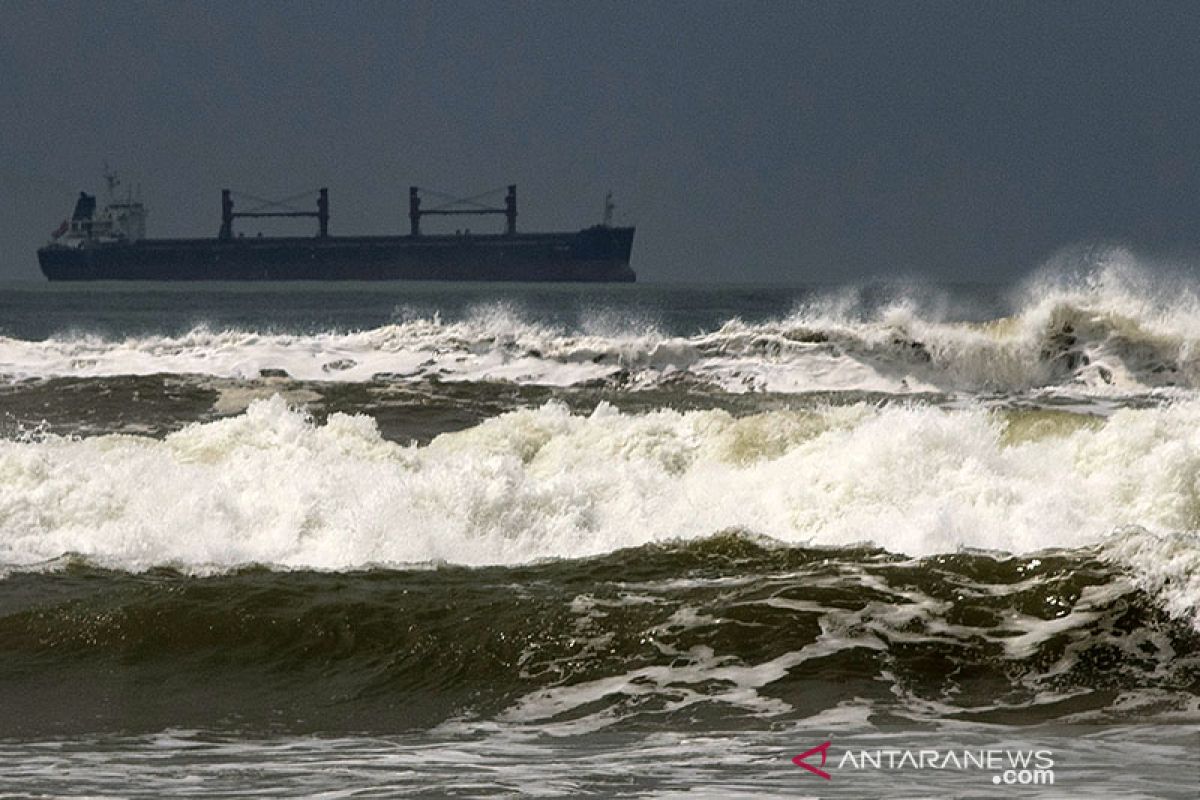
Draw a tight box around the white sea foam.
[1101,528,1200,626]
[4,262,1200,395]
[2,396,1200,626]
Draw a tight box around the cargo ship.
[38,175,636,282]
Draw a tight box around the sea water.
[1,257,1198,797]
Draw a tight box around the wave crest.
[5,263,1200,396]
[2,395,1200,628]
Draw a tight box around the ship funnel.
[72,192,96,221]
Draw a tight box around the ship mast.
[103,163,121,204]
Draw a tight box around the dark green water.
[1,275,1198,796]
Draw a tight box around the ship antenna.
[603,192,614,227]
[103,162,121,203]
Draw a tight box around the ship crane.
[219,187,329,240]
[408,185,517,237]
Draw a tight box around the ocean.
[1,259,1198,797]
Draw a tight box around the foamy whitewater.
[1,262,1198,797]
[2,397,1199,617]
[5,259,1200,396]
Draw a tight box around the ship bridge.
[53,172,146,245]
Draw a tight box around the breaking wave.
[3,539,1198,736]
[4,261,1200,396]
[2,396,1199,629]
[5,260,1200,749]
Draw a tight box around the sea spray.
[3,396,1200,626]
[4,262,1200,394]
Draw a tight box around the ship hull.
[39,227,636,282]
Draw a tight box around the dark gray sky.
[3,1,1199,283]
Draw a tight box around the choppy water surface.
[1,258,1199,796]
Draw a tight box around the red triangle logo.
[792,740,832,780]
